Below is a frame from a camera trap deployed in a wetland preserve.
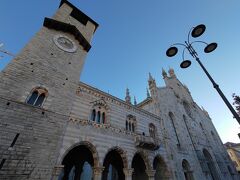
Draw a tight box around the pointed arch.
[203,149,220,180]
[153,155,170,179]
[182,159,194,180]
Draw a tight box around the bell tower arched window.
[26,87,48,107]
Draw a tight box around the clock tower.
[0,0,98,179]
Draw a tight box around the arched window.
[182,159,194,180]
[183,101,192,118]
[97,111,101,123]
[89,99,108,124]
[149,123,156,138]
[102,112,105,124]
[27,87,47,107]
[128,122,131,131]
[126,114,136,132]
[203,149,220,180]
[169,112,180,146]
[132,123,135,132]
[91,109,96,121]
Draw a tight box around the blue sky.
[0,0,240,143]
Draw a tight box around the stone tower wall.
[0,1,97,179]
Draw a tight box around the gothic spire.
[134,96,137,105]
[162,68,167,78]
[147,88,150,98]
[125,88,131,104]
[168,68,176,78]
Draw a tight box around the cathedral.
[0,1,238,180]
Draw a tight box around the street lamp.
[166,24,240,125]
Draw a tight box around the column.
[52,165,64,180]
[146,170,156,180]
[123,168,134,180]
[93,166,104,180]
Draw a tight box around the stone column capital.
[123,168,134,176]
[52,165,64,176]
[146,169,156,177]
[93,166,105,175]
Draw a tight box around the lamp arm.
[190,40,208,46]
[170,43,187,48]
[182,47,187,61]
[187,27,194,43]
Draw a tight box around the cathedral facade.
[0,1,238,180]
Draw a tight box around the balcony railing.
[134,135,160,150]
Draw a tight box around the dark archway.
[102,149,125,180]
[132,153,148,180]
[182,159,194,180]
[61,145,94,180]
[203,149,219,180]
[153,156,170,180]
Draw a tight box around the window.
[27,87,47,107]
[91,109,96,121]
[149,123,157,138]
[169,112,180,146]
[126,114,136,132]
[89,99,108,124]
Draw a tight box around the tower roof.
[59,0,99,32]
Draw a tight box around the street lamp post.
[166,24,240,125]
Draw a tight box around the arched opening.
[91,109,96,121]
[149,123,156,139]
[61,145,94,180]
[153,156,170,180]
[203,149,219,180]
[27,91,38,105]
[97,111,101,123]
[128,122,131,131]
[168,112,180,146]
[183,101,192,118]
[182,159,194,180]
[132,153,148,180]
[27,87,47,107]
[102,112,105,124]
[102,149,125,180]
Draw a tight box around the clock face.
[53,34,77,53]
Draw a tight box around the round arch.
[60,141,99,167]
[102,146,127,180]
[104,146,128,168]
[131,151,151,180]
[132,150,151,170]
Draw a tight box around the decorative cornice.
[68,117,137,137]
[43,17,91,52]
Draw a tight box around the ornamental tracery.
[90,98,109,124]
[126,114,136,132]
